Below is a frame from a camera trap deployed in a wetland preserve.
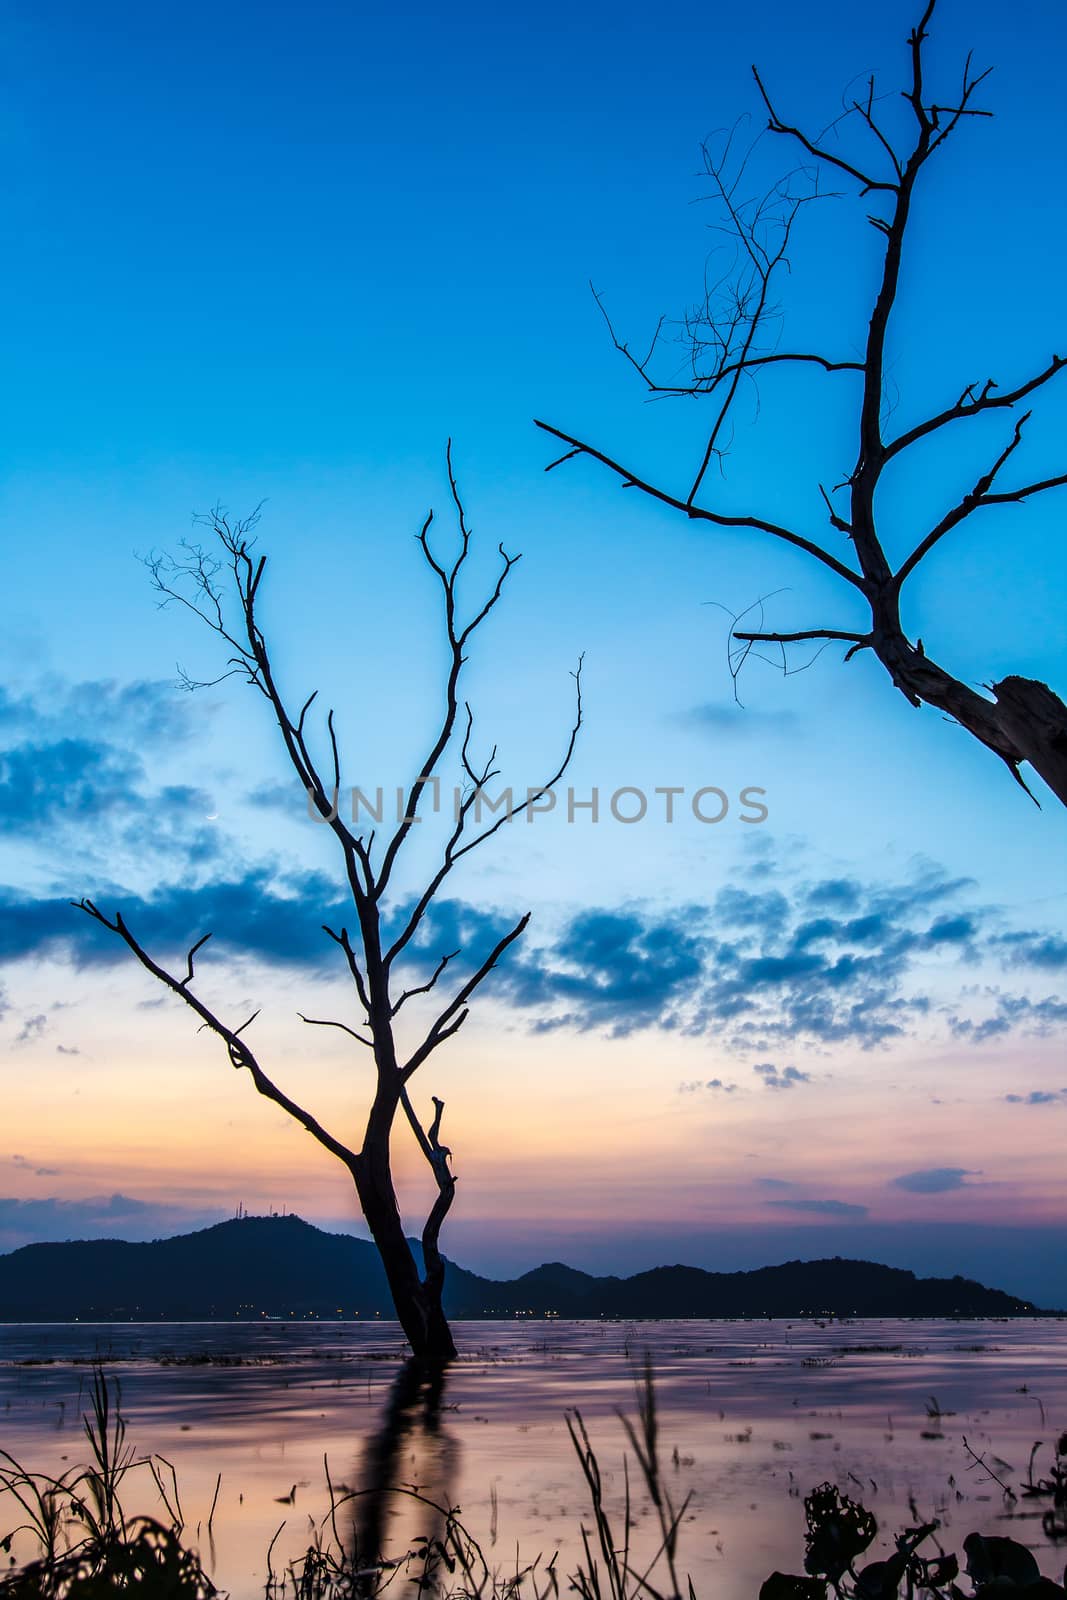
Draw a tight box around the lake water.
[2,1318,1066,1597]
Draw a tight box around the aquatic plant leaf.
[803,1483,878,1581]
[911,1550,958,1589]
[855,1549,908,1599]
[759,1572,827,1600]
[963,1532,1041,1588]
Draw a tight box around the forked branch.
[72,899,360,1172]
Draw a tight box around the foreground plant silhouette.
[0,1367,216,1598]
[74,451,582,1365]
[762,1431,1067,1600]
[5,1370,1065,1599]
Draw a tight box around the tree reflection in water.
[349,1357,461,1583]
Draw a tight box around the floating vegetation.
[761,1477,1067,1600]
[832,1345,905,1356]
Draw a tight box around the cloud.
[679,1077,738,1093]
[753,1062,811,1089]
[0,678,200,746]
[950,992,1067,1042]
[991,932,1067,971]
[765,1198,869,1217]
[246,781,301,813]
[684,703,799,737]
[891,1167,977,1194]
[14,1013,47,1045]
[0,676,223,876]
[0,868,354,973]
[500,907,710,1037]
[804,879,863,912]
[0,739,144,834]
[1004,1089,1067,1106]
[0,1194,228,1251]
[10,1154,61,1177]
[755,1177,796,1191]
[3,852,1065,1058]
[491,860,1065,1049]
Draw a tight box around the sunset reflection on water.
[2,1318,1066,1598]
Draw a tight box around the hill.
[0,1215,1043,1321]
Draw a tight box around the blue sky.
[3,0,1067,1302]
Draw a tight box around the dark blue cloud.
[3,853,1065,1056]
[1004,1089,1067,1106]
[765,1198,869,1217]
[0,869,353,972]
[501,908,710,1036]
[891,1167,976,1193]
[389,896,522,974]
[992,932,1067,971]
[0,739,144,832]
[804,878,863,912]
[484,861,1064,1048]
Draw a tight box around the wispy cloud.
[683,703,799,738]
[10,1154,61,1177]
[14,1013,47,1045]
[765,1198,869,1218]
[753,1062,811,1090]
[0,678,201,746]
[949,991,1067,1042]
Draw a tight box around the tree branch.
[733,627,869,646]
[884,356,1066,461]
[298,1012,374,1048]
[892,411,1060,590]
[753,66,898,195]
[373,444,522,900]
[402,915,530,1080]
[385,658,583,968]
[72,900,360,1172]
[391,950,461,1018]
[321,925,372,1018]
[535,420,866,590]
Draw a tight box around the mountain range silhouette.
[0,1215,1047,1321]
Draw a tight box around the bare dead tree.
[74,446,582,1366]
[537,0,1067,807]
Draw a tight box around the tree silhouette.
[75,448,582,1366]
[538,0,1067,806]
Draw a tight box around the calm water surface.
[2,1318,1066,1598]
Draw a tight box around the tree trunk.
[990,677,1067,808]
[354,1115,457,1366]
[871,626,1067,807]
